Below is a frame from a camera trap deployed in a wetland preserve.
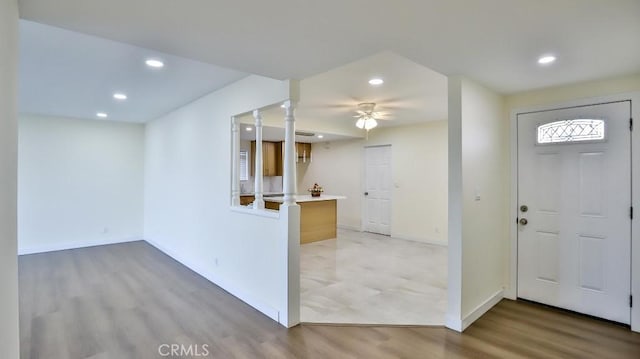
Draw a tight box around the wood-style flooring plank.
[19,241,640,358]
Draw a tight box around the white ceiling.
[298,52,447,127]
[18,0,640,94]
[19,20,247,122]
[236,52,447,137]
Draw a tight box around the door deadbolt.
[520,205,528,212]
[519,218,528,225]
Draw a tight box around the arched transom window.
[536,119,606,144]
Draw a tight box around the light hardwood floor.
[19,241,640,358]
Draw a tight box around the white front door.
[517,101,631,324]
[364,145,392,235]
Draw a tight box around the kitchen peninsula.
[265,195,346,244]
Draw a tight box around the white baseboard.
[391,233,448,247]
[18,237,142,255]
[143,237,282,325]
[461,289,504,331]
[337,223,361,231]
[503,286,517,300]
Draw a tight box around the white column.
[282,100,297,206]
[231,116,240,206]
[253,110,265,209]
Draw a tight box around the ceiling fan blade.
[376,105,402,111]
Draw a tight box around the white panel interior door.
[517,101,631,324]
[364,145,392,235]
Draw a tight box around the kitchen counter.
[263,194,346,244]
[240,192,283,196]
[263,194,346,203]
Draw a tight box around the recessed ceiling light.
[317,135,324,139]
[96,112,108,118]
[245,127,253,131]
[113,93,127,100]
[368,78,384,85]
[145,59,164,68]
[537,55,556,65]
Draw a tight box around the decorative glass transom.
[537,119,605,144]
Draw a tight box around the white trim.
[230,205,280,219]
[461,289,504,331]
[18,237,142,255]
[359,145,367,233]
[506,98,519,300]
[337,223,361,231]
[144,237,281,324]
[391,233,448,247]
[445,315,463,332]
[508,91,640,332]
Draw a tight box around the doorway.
[364,145,392,235]
[516,101,632,324]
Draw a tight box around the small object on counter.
[308,183,324,197]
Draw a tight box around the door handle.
[519,218,528,225]
[364,192,369,196]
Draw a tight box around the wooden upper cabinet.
[250,141,312,176]
[296,142,312,162]
[251,141,283,177]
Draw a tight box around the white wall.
[298,139,363,230]
[298,121,448,244]
[506,73,640,110]
[18,115,145,254]
[368,122,448,243]
[144,75,299,326]
[0,0,20,357]
[447,76,508,331]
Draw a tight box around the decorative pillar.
[282,100,297,206]
[253,110,265,209]
[231,116,240,206]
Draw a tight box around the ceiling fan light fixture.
[354,102,379,131]
[364,118,378,130]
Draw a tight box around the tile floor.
[300,229,447,325]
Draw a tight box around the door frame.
[361,144,393,235]
[506,92,640,332]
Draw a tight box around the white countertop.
[264,194,346,203]
[240,192,283,196]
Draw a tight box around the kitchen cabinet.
[296,142,312,163]
[250,141,312,176]
[264,195,345,243]
[250,141,283,176]
[240,195,255,206]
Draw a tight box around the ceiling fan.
[354,102,388,131]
